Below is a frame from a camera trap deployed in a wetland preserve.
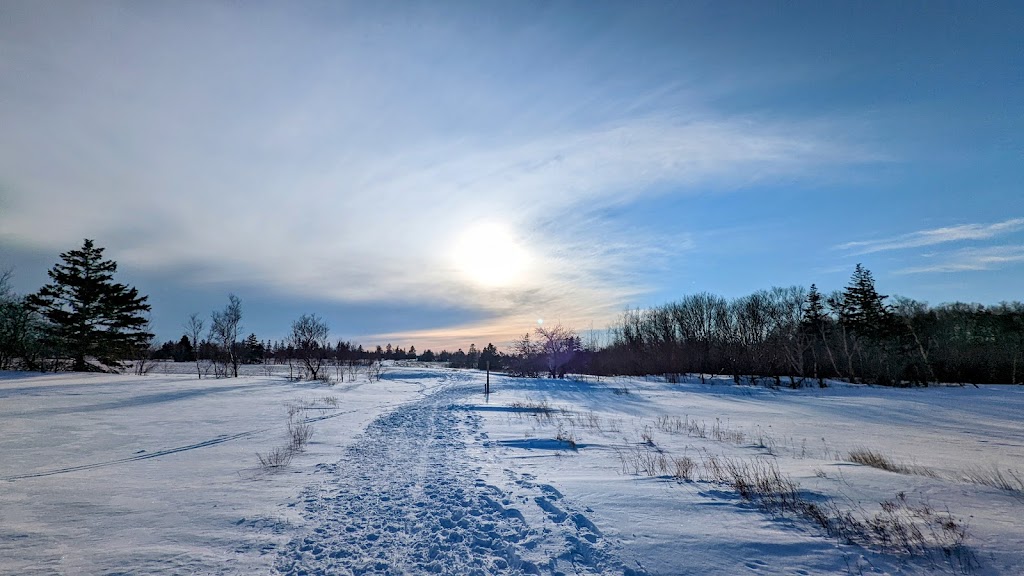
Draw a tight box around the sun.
[452,221,530,288]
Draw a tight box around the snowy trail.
[276,371,644,576]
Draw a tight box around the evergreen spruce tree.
[841,264,891,340]
[834,264,900,384]
[802,284,827,330]
[801,284,830,386]
[242,333,264,364]
[174,335,193,363]
[466,343,480,370]
[479,342,499,370]
[28,239,152,371]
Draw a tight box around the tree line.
[0,239,511,379]
[2,240,1021,386]
[148,329,507,375]
[591,264,1023,386]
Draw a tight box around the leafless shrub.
[132,356,158,375]
[257,409,316,471]
[687,417,707,438]
[673,455,696,481]
[288,416,313,452]
[752,429,777,454]
[257,446,293,469]
[555,422,578,450]
[655,415,685,434]
[640,425,655,446]
[569,411,604,431]
[850,493,976,572]
[367,360,385,381]
[710,418,746,445]
[616,445,669,477]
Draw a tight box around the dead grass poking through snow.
[851,448,1024,497]
[612,445,977,573]
[615,444,670,477]
[257,411,315,471]
[961,465,1024,496]
[848,448,939,478]
[699,454,976,573]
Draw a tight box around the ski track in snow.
[276,372,645,576]
[0,409,359,482]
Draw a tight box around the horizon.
[2,2,1022,351]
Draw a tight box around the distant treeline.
[3,242,1022,386]
[585,265,1024,386]
[150,336,505,371]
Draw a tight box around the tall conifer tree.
[28,239,152,371]
[841,264,891,340]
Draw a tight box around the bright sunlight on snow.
[2,365,1022,575]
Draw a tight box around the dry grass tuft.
[256,446,293,468]
[848,448,939,478]
[961,465,1024,496]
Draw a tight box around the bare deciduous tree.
[209,294,242,378]
[289,313,330,380]
[185,313,204,379]
[0,269,41,370]
[536,324,580,378]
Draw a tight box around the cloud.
[836,218,1024,255]
[897,245,1024,274]
[0,113,868,311]
[0,2,883,345]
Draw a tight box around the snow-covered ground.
[1,365,1021,575]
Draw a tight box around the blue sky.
[1,1,1022,351]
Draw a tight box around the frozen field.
[1,365,1022,575]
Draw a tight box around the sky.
[1,1,1022,352]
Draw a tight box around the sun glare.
[453,221,530,288]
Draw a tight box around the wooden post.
[485,360,490,395]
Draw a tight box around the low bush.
[672,455,696,481]
[256,446,293,469]
[288,416,313,452]
[257,411,315,471]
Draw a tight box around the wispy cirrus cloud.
[836,218,1024,255]
[897,245,1024,274]
[0,2,888,346]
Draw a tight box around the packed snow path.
[276,372,645,576]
